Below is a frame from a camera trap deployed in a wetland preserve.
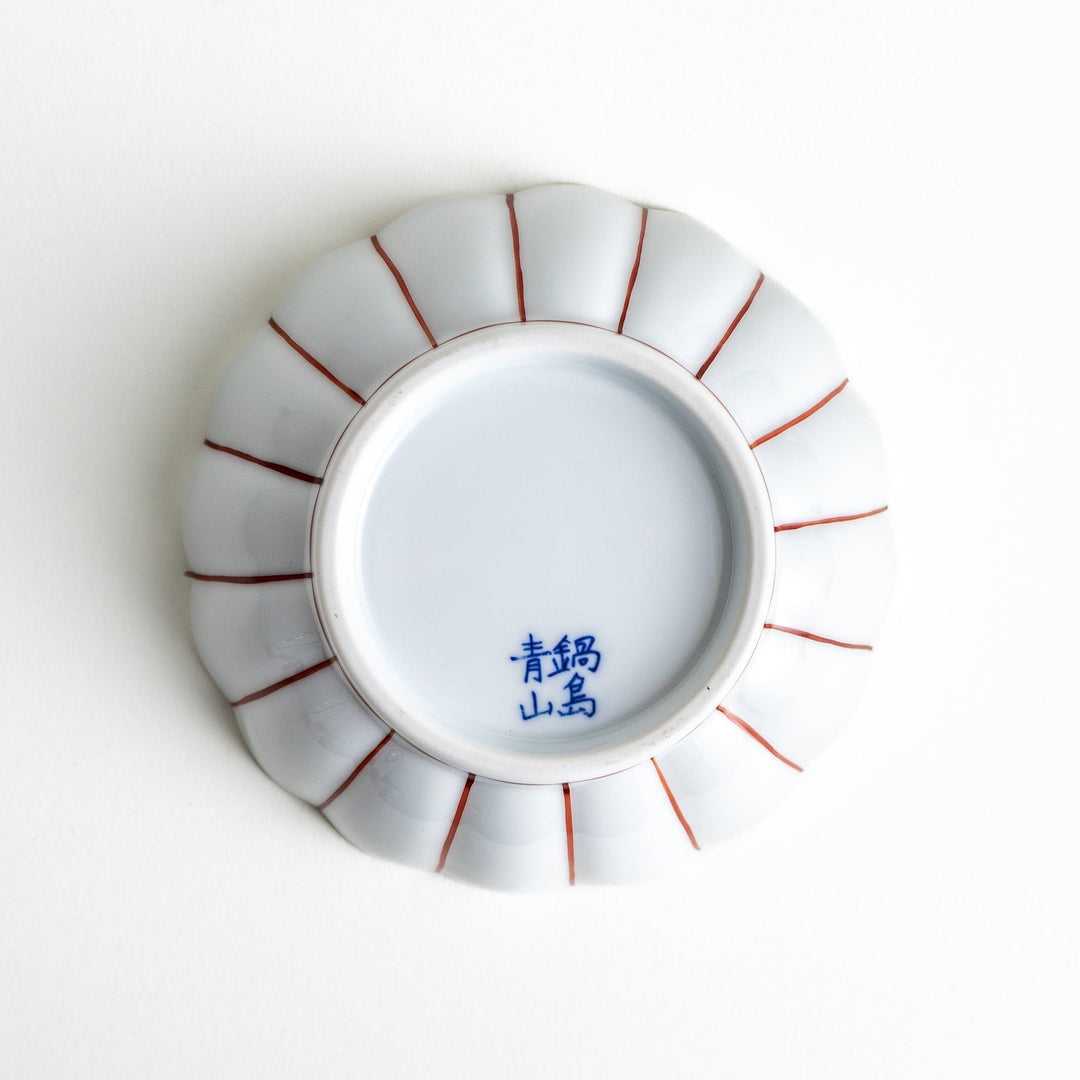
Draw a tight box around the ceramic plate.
[182,184,893,889]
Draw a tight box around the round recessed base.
[311,322,774,784]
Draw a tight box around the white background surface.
[2,1,1077,1076]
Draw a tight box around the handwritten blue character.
[519,691,554,721]
[558,673,597,717]
[572,635,601,673]
[548,634,573,676]
[510,633,550,684]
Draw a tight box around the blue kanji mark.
[572,635,601,673]
[510,633,550,684]
[558,673,596,717]
[511,631,602,722]
[519,690,554,721]
[548,635,573,676]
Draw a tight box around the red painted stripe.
[267,318,365,405]
[370,234,437,349]
[184,570,312,584]
[229,656,336,707]
[749,378,849,449]
[562,782,576,885]
[317,731,394,811]
[775,505,888,532]
[506,193,526,321]
[651,758,700,849]
[436,773,476,873]
[717,705,804,772]
[617,207,648,334]
[764,623,873,651]
[203,439,323,485]
[695,271,765,381]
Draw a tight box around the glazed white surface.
[698,277,849,440]
[206,326,360,478]
[311,321,775,785]
[353,354,732,749]
[236,668,387,807]
[619,206,762,367]
[189,577,327,702]
[514,185,643,328]
[182,185,893,888]
[182,448,318,576]
[376,193,521,341]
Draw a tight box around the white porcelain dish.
[182,184,893,889]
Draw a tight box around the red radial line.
[184,570,312,584]
[764,622,873,651]
[695,271,765,381]
[717,705,804,772]
[267,318,365,405]
[748,378,849,450]
[436,773,476,873]
[317,730,394,811]
[617,206,648,334]
[651,758,700,849]
[506,193,526,321]
[203,439,323,485]
[562,782,576,886]
[370,234,437,349]
[775,505,888,532]
[229,656,336,708]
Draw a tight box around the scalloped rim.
[181,183,893,887]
